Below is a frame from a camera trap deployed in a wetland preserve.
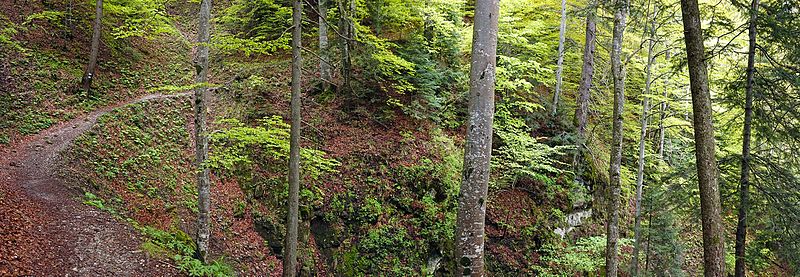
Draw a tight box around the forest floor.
[0,93,187,276]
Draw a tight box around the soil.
[0,93,188,276]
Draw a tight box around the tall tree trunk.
[605,0,628,274]
[632,6,657,275]
[735,0,759,276]
[283,0,303,276]
[658,50,670,160]
[338,0,352,92]
[80,0,102,91]
[454,0,499,275]
[680,0,725,275]
[193,0,212,263]
[574,0,596,195]
[552,0,568,116]
[319,0,331,91]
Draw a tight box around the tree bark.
[454,0,499,275]
[735,0,759,276]
[552,0,568,116]
[574,0,596,193]
[283,0,303,276]
[338,0,353,92]
[680,0,726,275]
[319,0,331,91]
[193,0,212,264]
[606,0,628,275]
[658,50,670,160]
[80,0,102,91]
[632,5,657,276]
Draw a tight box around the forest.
[0,0,798,275]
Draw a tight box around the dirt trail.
[0,93,188,276]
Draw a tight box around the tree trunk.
[338,0,353,92]
[735,0,758,276]
[574,0,596,194]
[632,6,657,276]
[658,50,670,160]
[552,0,568,116]
[80,0,102,91]
[454,0,499,275]
[193,0,212,264]
[319,0,331,91]
[283,0,303,276]
[605,0,628,275]
[680,0,726,275]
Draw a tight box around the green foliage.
[214,0,292,55]
[139,226,234,277]
[105,0,177,39]
[535,236,633,276]
[492,103,572,188]
[339,222,418,275]
[23,11,65,30]
[208,116,339,177]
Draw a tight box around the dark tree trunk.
[283,0,303,276]
[80,0,102,91]
[338,0,353,92]
[573,0,596,187]
[193,0,212,263]
[606,0,628,275]
[680,0,726,275]
[454,0,499,275]
[735,0,759,276]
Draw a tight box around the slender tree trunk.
[680,0,725,275]
[632,6,657,275]
[605,0,628,274]
[319,0,331,91]
[193,0,212,263]
[645,210,653,272]
[735,0,759,276]
[283,0,303,276]
[338,0,352,92]
[574,0,596,197]
[454,0,499,275]
[658,50,670,160]
[552,0,568,116]
[80,0,102,91]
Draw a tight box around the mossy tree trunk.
[573,0,597,184]
[606,0,628,274]
[680,0,726,275]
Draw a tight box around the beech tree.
[454,0,499,275]
[734,0,759,276]
[679,0,726,275]
[193,0,212,263]
[80,0,103,91]
[283,0,303,276]
[606,0,629,274]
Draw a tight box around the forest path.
[0,93,189,276]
